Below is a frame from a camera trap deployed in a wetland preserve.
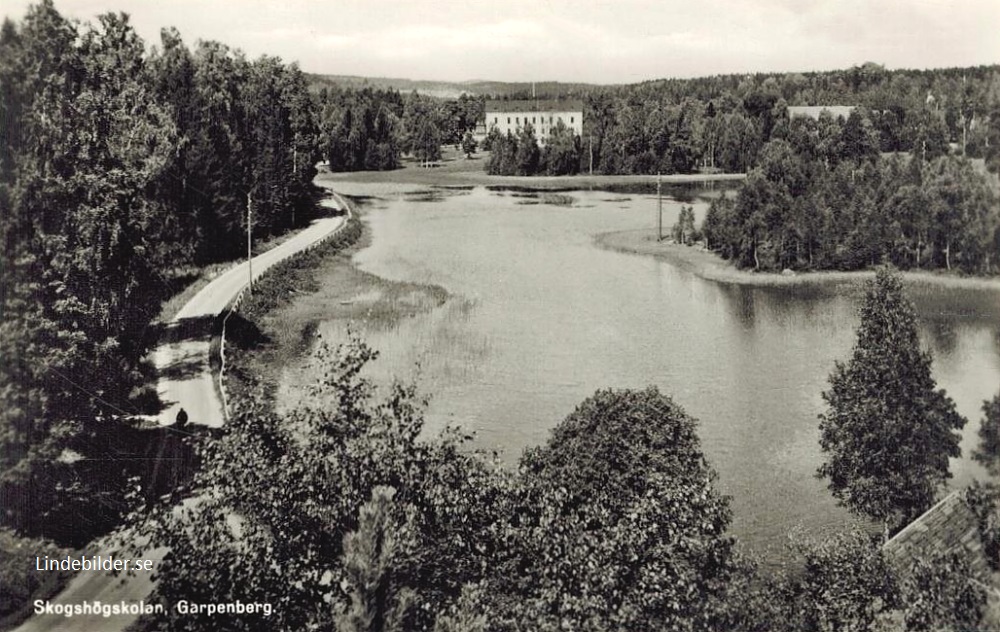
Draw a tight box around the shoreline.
[322,170,746,188]
[317,149,745,190]
[596,228,1000,291]
[231,200,449,415]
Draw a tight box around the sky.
[4,0,999,84]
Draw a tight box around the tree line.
[397,62,1000,179]
[700,123,1000,273]
[314,62,1000,179]
[0,1,321,543]
[537,62,1000,176]
[123,265,1000,630]
[483,121,584,176]
[318,87,485,171]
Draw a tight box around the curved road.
[14,192,350,632]
[156,195,350,427]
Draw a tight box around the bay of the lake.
[297,184,1000,563]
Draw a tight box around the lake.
[301,183,1000,562]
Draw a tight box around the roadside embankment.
[220,204,363,409]
[597,228,1000,291]
[221,193,448,415]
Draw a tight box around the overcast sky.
[4,0,999,84]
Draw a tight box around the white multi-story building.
[485,100,584,145]
[786,105,856,121]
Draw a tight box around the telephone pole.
[246,191,253,296]
[657,172,663,241]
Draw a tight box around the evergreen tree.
[974,392,1000,477]
[337,487,416,632]
[817,267,966,535]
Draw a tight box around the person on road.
[175,407,188,427]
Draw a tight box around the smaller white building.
[485,100,584,145]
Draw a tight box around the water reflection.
[925,318,958,356]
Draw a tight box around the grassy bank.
[597,228,1000,291]
[223,199,447,413]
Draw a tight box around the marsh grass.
[221,208,448,415]
[222,217,364,404]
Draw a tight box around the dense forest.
[0,0,321,545]
[504,62,1000,176]
[317,88,483,171]
[701,129,1000,273]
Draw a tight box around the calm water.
[315,184,1000,561]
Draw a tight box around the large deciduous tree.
[540,120,580,175]
[817,267,965,535]
[474,387,738,631]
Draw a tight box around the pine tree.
[973,392,1000,477]
[817,267,965,535]
[337,486,415,632]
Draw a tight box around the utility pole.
[589,135,593,175]
[292,146,298,226]
[962,74,968,156]
[246,191,253,296]
[657,172,663,241]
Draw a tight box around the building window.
[494,117,498,123]
[571,117,574,123]
[507,117,511,124]
[533,117,536,124]
[516,117,520,124]
[550,116,553,124]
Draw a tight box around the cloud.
[2,0,998,82]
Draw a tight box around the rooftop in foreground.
[883,489,995,585]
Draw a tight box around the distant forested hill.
[306,73,602,98]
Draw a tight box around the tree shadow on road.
[158,315,218,345]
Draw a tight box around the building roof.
[787,105,856,121]
[882,489,993,583]
[485,99,584,114]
